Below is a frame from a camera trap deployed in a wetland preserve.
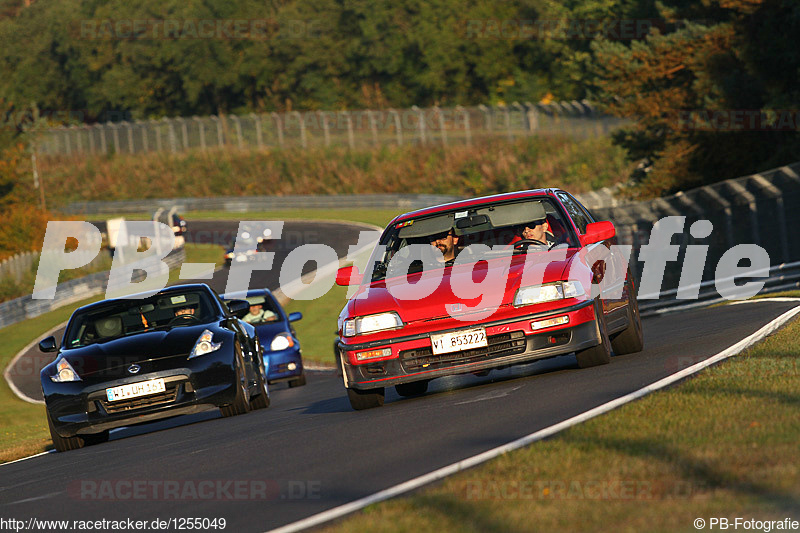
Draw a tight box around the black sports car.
[39,283,269,452]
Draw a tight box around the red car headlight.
[343,312,403,337]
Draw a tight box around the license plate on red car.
[430,328,487,355]
[106,379,165,402]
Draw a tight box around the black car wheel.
[575,298,612,368]
[611,278,644,355]
[47,412,84,452]
[395,380,429,397]
[220,343,251,417]
[288,373,307,388]
[250,360,270,410]
[347,387,385,410]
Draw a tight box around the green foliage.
[592,1,800,197]
[0,0,654,119]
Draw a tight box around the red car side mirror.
[335,265,363,286]
[581,221,616,246]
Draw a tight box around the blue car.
[223,289,306,388]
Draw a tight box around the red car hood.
[349,249,578,324]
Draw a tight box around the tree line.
[0,0,798,205]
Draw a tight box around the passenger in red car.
[428,229,460,265]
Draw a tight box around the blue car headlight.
[270,332,295,351]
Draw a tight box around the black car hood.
[60,324,217,379]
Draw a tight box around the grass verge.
[0,243,222,463]
[40,136,634,206]
[319,308,800,532]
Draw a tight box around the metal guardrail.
[35,101,628,157]
[62,189,623,216]
[61,194,466,215]
[0,247,185,330]
[638,261,800,317]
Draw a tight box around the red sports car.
[335,189,643,410]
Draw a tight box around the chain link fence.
[34,101,627,157]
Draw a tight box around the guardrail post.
[96,124,108,154]
[153,120,163,152]
[498,104,512,141]
[368,110,379,146]
[162,118,177,153]
[319,111,330,147]
[341,111,354,149]
[512,102,526,136]
[250,113,263,149]
[230,115,244,150]
[292,111,306,148]
[701,186,735,250]
[210,115,224,147]
[455,106,470,146]
[61,128,71,155]
[123,122,134,153]
[108,122,120,153]
[175,117,189,150]
[752,174,790,262]
[389,109,402,146]
[725,181,759,245]
[136,120,148,152]
[88,126,96,154]
[434,106,447,147]
[271,112,285,148]
[412,106,426,145]
[478,104,491,138]
[77,126,85,153]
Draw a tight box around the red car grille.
[100,383,180,414]
[400,331,527,372]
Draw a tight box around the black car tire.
[47,412,84,452]
[288,373,307,388]
[250,361,270,410]
[347,387,385,410]
[395,380,429,397]
[611,279,644,355]
[221,344,251,417]
[575,299,612,368]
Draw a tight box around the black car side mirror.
[39,336,58,353]
[227,299,250,319]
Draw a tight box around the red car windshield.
[370,197,579,281]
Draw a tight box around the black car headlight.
[188,329,222,359]
[50,358,82,383]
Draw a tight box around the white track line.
[3,321,67,405]
[266,303,800,533]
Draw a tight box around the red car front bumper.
[338,299,601,390]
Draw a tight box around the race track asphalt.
[2,219,796,531]
[2,298,796,531]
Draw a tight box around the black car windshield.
[64,289,216,348]
[370,197,579,281]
